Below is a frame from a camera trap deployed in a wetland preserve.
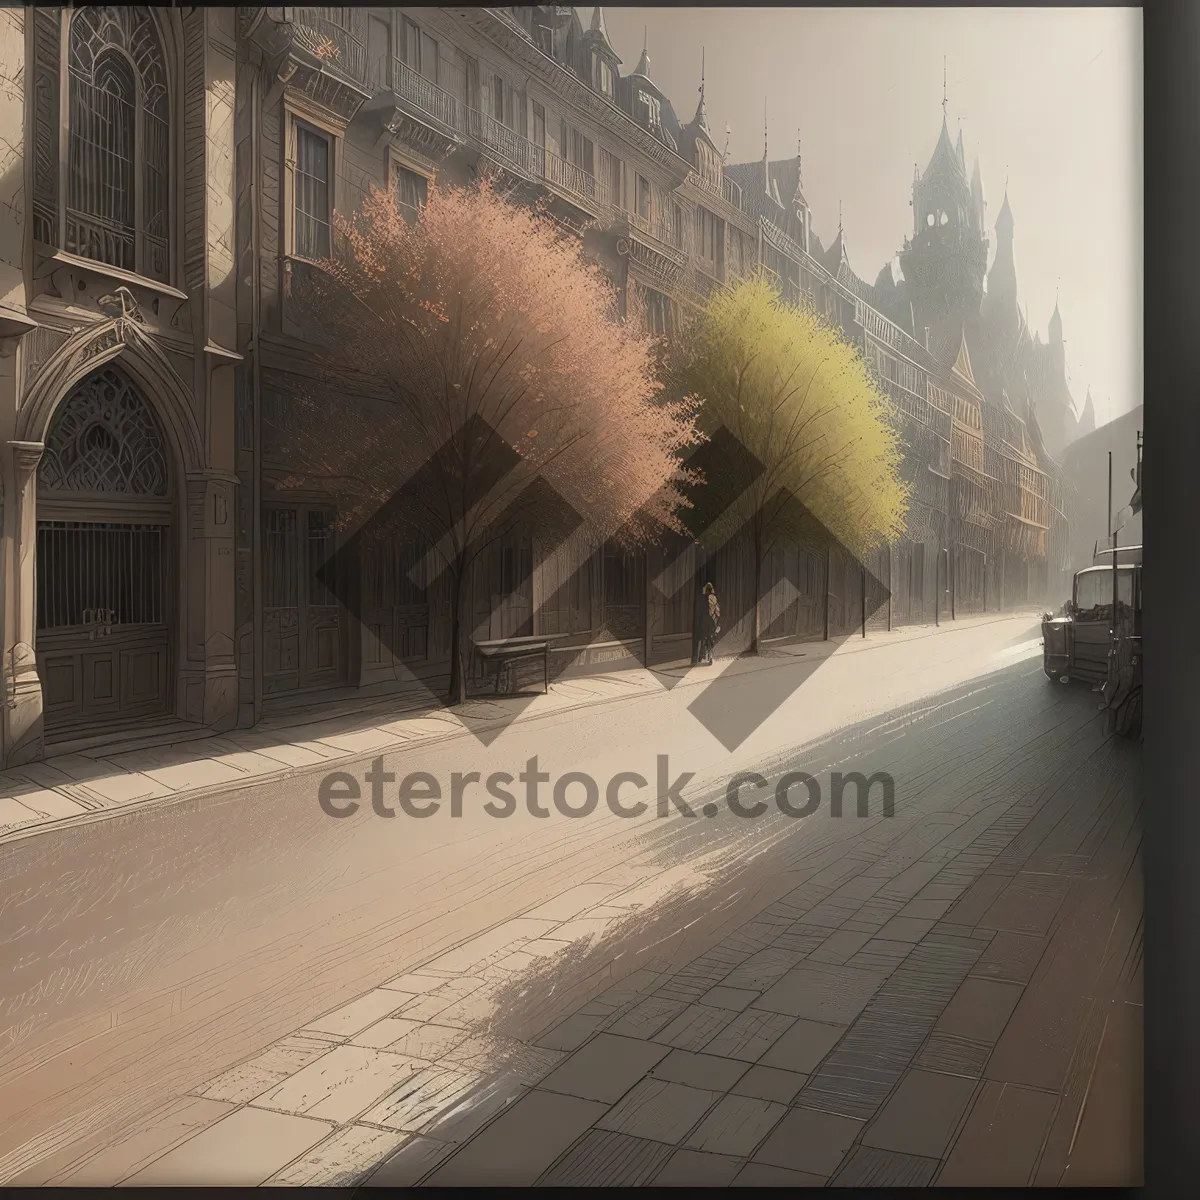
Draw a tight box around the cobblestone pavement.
[24,654,1141,1187]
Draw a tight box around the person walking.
[700,582,721,665]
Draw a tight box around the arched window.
[66,7,170,281]
[39,367,170,497]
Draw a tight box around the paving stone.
[360,1134,454,1188]
[254,1046,426,1124]
[607,996,689,1039]
[537,1129,673,1187]
[700,985,760,1012]
[650,1049,749,1091]
[830,1145,940,1186]
[264,1124,410,1186]
[809,929,873,965]
[538,1033,669,1103]
[733,1162,829,1186]
[753,1106,864,1177]
[758,1018,847,1074]
[685,1094,787,1157]
[358,1020,469,1061]
[861,1068,977,1158]
[977,872,1072,937]
[898,897,956,920]
[426,1091,608,1187]
[380,973,451,995]
[536,1013,605,1051]
[701,1009,795,1062]
[197,1062,287,1105]
[595,1078,719,1145]
[732,1065,810,1104]
[845,938,915,973]
[969,932,1048,985]
[123,1108,334,1186]
[876,916,937,942]
[654,1004,739,1051]
[936,978,1024,1043]
[755,962,886,1025]
[303,989,407,1037]
[356,1064,485,1134]
[652,1148,743,1187]
[937,1079,1058,1186]
[913,1031,992,1078]
[722,947,799,991]
[799,935,986,1121]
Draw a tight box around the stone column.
[178,470,239,731]
[3,439,45,766]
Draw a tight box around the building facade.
[0,6,1074,765]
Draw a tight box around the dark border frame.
[1146,0,1200,1191]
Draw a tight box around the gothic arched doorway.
[35,366,176,738]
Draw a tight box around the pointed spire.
[838,199,843,234]
[692,46,710,134]
[793,128,805,205]
[942,56,948,121]
[722,121,731,163]
[763,96,770,196]
[955,123,966,171]
[634,25,650,78]
[584,7,620,64]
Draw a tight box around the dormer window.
[940,211,950,226]
[639,90,661,130]
[593,53,615,99]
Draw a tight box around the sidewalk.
[0,612,1036,848]
[23,634,1140,1187]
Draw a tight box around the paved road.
[0,616,1140,1184]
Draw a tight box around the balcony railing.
[629,208,683,251]
[289,7,368,84]
[391,58,461,131]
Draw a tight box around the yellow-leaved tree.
[669,271,909,652]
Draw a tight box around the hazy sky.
[600,7,1142,427]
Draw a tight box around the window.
[644,288,670,337]
[295,124,331,259]
[639,89,662,130]
[636,174,652,221]
[367,14,390,90]
[66,7,170,281]
[593,53,615,99]
[599,148,621,208]
[694,206,722,267]
[395,165,427,222]
[465,56,480,110]
[532,101,546,148]
[492,74,506,124]
[420,32,439,83]
[671,203,684,249]
[568,128,594,176]
[401,18,419,70]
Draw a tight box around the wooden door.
[262,505,346,696]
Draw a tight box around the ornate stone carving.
[38,368,169,495]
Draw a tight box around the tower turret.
[898,111,988,328]
[983,187,1019,338]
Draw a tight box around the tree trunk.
[446,555,469,705]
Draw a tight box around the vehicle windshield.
[1074,567,1134,615]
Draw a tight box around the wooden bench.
[472,635,568,695]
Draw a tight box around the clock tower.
[899,116,988,332]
